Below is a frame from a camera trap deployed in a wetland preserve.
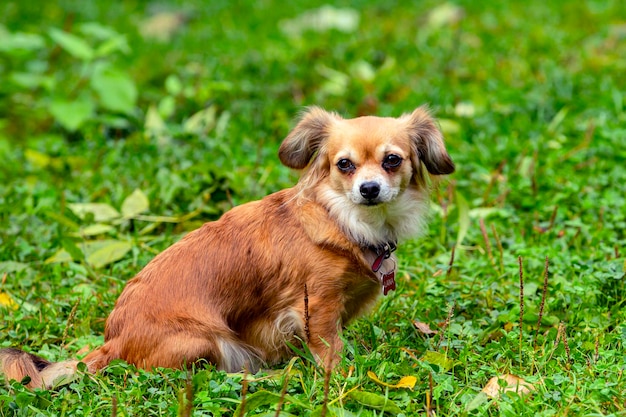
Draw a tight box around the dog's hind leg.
[152,334,263,373]
[93,331,261,373]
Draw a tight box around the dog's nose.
[360,181,381,200]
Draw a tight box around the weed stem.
[534,256,550,347]
[304,283,311,343]
[518,256,524,369]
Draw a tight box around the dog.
[1,106,454,389]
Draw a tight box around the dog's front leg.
[305,300,344,370]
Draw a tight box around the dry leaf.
[482,374,535,399]
[413,320,438,336]
[279,6,359,37]
[427,3,464,28]
[140,12,187,41]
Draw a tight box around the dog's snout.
[359,181,381,200]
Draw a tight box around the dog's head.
[279,106,454,245]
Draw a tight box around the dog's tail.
[0,348,81,389]
[1,345,115,389]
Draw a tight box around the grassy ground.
[1,0,625,415]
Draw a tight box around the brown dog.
[1,106,454,389]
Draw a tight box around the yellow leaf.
[367,371,417,390]
[86,240,132,269]
[0,291,19,310]
[145,105,170,145]
[121,189,149,218]
[437,118,461,136]
[395,376,418,390]
[420,350,456,371]
[183,105,217,135]
[25,149,51,168]
[45,248,73,264]
[68,202,120,222]
[72,224,114,237]
[0,261,28,274]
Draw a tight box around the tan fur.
[1,106,454,389]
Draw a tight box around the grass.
[1,0,625,415]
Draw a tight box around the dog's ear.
[279,107,340,169]
[405,106,455,175]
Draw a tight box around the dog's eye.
[337,158,355,172]
[383,154,403,170]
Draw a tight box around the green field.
[1,0,625,415]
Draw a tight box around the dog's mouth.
[362,199,382,207]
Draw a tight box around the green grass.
[1,0,625,415]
